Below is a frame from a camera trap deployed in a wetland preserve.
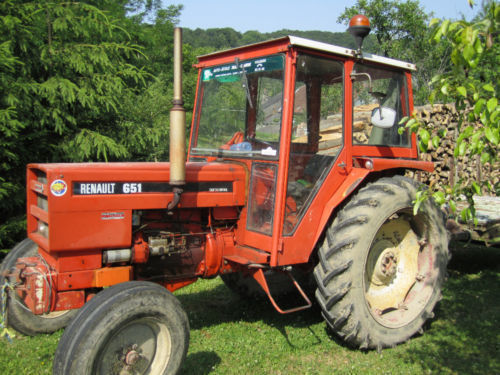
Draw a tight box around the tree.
[403,0,499,220]
[0,0,151,247]
[0,39,25,246]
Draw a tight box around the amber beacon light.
[348,14,371,55]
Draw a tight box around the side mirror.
[371,107,396,129]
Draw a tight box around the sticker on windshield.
[202,55,283,82]
[261,147,277,156]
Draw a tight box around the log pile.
[407,103,499,197]
[294,104,376,155]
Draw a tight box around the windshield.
[190,55,285,159]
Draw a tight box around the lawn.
[0,242,498,375]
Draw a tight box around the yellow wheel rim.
[365,218,420,313]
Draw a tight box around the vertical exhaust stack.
[170,27,186,185]
[168,27,185,209]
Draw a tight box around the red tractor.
[1,17,448,375]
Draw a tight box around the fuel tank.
[26,162,246,252]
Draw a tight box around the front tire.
[0,238,77,335]
[53,281,189,375]
[314,176,448,349]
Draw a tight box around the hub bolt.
[125,350,140,366]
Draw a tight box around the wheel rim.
[364,212,436,328]
[94,317,172,375]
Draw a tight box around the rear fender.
[313,159,434,250]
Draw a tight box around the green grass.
[0,244,498,374]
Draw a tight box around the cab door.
[278,53,350,265]
[237,53,294,255]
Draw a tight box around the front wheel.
[53,281,189,375]
[314,176,449,349]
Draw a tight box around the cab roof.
[197,35,416,72]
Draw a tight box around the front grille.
[28,168,49,241]
[37,194,48,211]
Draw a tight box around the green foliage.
[182,27,377,52]
[116,76,172,161]
[429,1,499,163]
[429,1,498,219]
[400,1,499,220]
[65,129,130,162]
[338,0,429,57]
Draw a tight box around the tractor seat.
[287,154,334,201]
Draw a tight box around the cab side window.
[352,63,410,147]
[284,54,343,235]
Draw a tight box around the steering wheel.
[220,131,244,150]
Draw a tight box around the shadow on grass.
[397,242,499,374]
[448,240,500,273]
[181,351,221,375]
[176,280,327,374]
[177,281,324,334]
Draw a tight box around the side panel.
[48,210,132,251]
[277,162,369,265]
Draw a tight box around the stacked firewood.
[407,103,499,196]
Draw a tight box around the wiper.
[235,57,253,109]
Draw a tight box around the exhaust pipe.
[169,27,186,186]
[168,27,185,209]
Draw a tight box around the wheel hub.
[125,349,141,366]
[370,246,398,286]
[380,251,397,277]
[96,318,172,375]
[365,218,420,312]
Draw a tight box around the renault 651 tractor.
[1,16,448,375]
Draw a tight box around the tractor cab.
[188,36,420,266]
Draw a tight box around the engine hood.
[28,161,247,210]
[26,162,247,251]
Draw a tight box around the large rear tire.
[314,176,449,349]
[53,281,189,375]
[0,238,77,335]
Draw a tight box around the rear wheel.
[0,238,77,335]
[314,176,449,349]
[53,281,189,375]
